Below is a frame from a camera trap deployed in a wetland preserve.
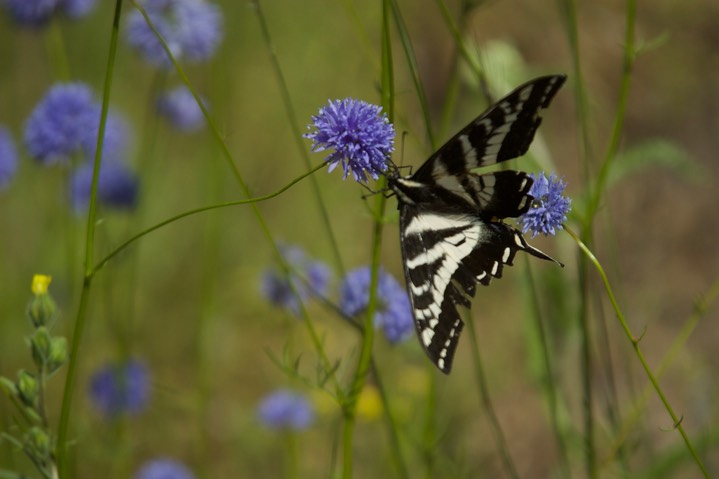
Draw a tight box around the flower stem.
[564,226,710,478]
[56,1,124,475]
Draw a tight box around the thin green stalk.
[93,163,326,274]
[565,226,710,478]
[341,2,394,477]
[466,315,520,479]
[370,362,410,479]
[389,0,435,148]
[601,276,719,471]
[56,1,124,476]
[523,262,570,478]
[129,0,342,395]
[252,1,346,276]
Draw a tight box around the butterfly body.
[387,75,567,374]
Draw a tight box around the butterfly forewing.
[389,74,566,374]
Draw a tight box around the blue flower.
[157,86,205,132]
[59,0,97,18]
[305,99,395,183]
[125,0,223,68]
[89,359,150,418]
[520,172,571,238]
[135,459,194,479]
[70,161,139,212]
[260,244,331,316]
[2,0,59,26]
[80,106,130,162]
[24,83,96,165]
[258,389,314,431]
[0,126,18,191]
[340,267,413,344]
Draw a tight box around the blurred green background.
[1,0,718,477]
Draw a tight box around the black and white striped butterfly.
[387,75,566,374]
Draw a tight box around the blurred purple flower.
[157,86,206,132]
[0,126,18,191]
[261,244,331,316]
[80,106,130,162]
[304,98,394,183]
[135,459,194,479]
[24,83,96,165]
[520,172,571,238]
[70,161,139,212]
[258,389,314,431]
[2,0,59,25]
[89,359,149,418]
[340,267,413,344]
[2,0,96,26]
[59,0,97,18]
[125,0,223,68]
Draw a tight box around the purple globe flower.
[258,389,314,431]
[0,126,18,191]
[340,267,413,344]
[24,83,96,165]
[157,86,205,132]
[59,0,97,18]
[125,0,223,68]
[135,459,194,479]
[305,99,395,183]
[260,244,331,317]
[520,172,571,238]
[2,0,59,26]
[89,359,150,418]
[80,106,130,162]
[70,161,139,212]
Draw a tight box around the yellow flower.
[32,275,52,296]
[357,384,383,421]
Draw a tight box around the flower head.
[125,0,223,68]
[2,0,97,24]
[0,126,18,190]
[520,172,571,238]
[305,99,395,183]
[24,83,96,165]
[80,105,130,162]
[135,459,194,479]
[260,244,331,316]
[88,359,150,417]
[70,161,139,212]
[340,267,413,344]
[31,274,52,296]
[258,389,315,431]
[2,0,59,25]
[157,86,206,132]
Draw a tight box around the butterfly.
[387,75,567,374]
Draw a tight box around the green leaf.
[606,139,702,187]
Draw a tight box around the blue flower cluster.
[88,359,150,418]
[258,389,315,431]
[340,267,413,344]
[305,98,395,183]
[125,0,223,68]
[261,244,331,316]
[1,0,97,25]
[157,86,206,132]
[23,82,138,211]
[520,172,571,238]
[0,126,18,191]
[135,459,194,479]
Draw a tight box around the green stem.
[564,226,710,478]
[252,1,346,276]
[466,315,520,479]
[93,163,325,273]
[129,0,342,395]
[56,1,124,475]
